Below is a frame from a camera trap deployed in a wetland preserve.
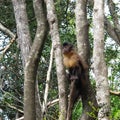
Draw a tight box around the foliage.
[105,40,120,91]
[55,0,76,44]
[0,40,23,119]
[72,101,82,120]
[0,0,120,119]
[110,96,120,120]
[0,0,15,31]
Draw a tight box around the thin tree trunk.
[75,0,98,120]
[93,0,110,120]
[42,43,54,119]
[35,79,42,120]
[76,0,90,62]
[44,0,67,119]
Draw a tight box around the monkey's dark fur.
[62,42,88,120]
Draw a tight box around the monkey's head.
[62,42,73,55]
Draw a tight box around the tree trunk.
[12,0,31,67]
[93,0,110,120]
[44,0,67,119]
[75,0,98,120]
[12,0,48,120]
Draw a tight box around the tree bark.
[12,0,48,120]
[24,0,48,119]
[75,0,98,120]
[104,17,120,45]
[88,0,120,46]
[93,0,110,120]
[107,0,120,45]
[12,0,31,67]
[108,0,120,31]
[44,0,67,119]
[76,0,90,63]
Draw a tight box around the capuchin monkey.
[62,42,88,83]
[62,42,88,120]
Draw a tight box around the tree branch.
[104,17,120,45]
[47,98,59,108]
[1,88,23,104]
[88,0,120,46]
[0,37,15,55]
[16,116,24,120]
[0,23,15,38]
[42,43,54,115]
[0,22,16,59]
[107,0,120,30]
[110,90,120,97]
[5,102,23,113]
[1,88,23,105]
[107,0,120,45]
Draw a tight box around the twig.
[0,37,16,60]
[47,95,70,108]
[110,90,120,97]
[36,78,42,108]
[107,0,120,44]
[42,43,54,113]
[16,116,24,120]
[0,23,15,38]
[47,98,59,108]
[1,88,23,105]
[108,0,120,30]
[0,37,16,54]
[5,102,23,113]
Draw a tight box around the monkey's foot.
[70,76,78,80]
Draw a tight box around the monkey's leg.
[67,80,80,120]
[69,67,79,80]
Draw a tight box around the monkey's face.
[62,42,73,54]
